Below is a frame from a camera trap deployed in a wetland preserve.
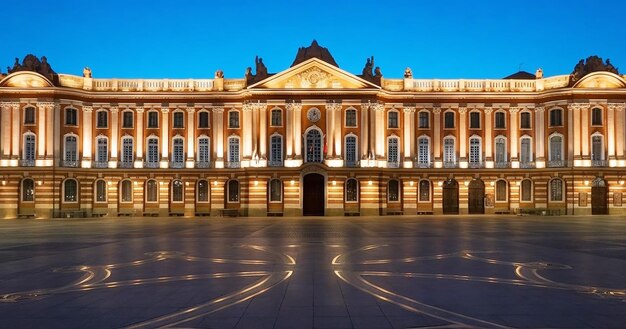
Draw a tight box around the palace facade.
[1,43,625,218]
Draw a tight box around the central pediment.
[248,58,380,90]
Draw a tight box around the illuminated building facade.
[1,43,625,218]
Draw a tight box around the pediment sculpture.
[571,55,619,84]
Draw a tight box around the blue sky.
[3,0,625,79]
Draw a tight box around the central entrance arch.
[468,179,485,214]
[442,179,459,214]
[303,173,325,216]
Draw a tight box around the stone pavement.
[0,215,625,328]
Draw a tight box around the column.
[53,103,61,163]
[608,103,617,163]
[325,102,335,158]
[509,107,519,167]
[242,103,252,161]
[186,107,195,168]
[11,104,19,159]
[334,104,342,159]
[403,107,413,166]
[484,108,493,167]
[567,105,574,164]
[110,107,119,165]
[374,103,385,160]
[360,103,369,162]
[535,107,545,167]
[458,108,467,167]
[615,104,625,160]
[81,106,93,168]
[369,103,376,160]
[251,104,258,161]
[1,103,16,159]
[46,103,54,161]
[160,108,169,167]
[259,105,267,160]
[293,103,302,160]
[581,105,589,159]
[571,104,581,162]
[36,102,51,160]
[135,108,144,165]
[213,107,224,168]
[433,108,441,166]
[285,103,293,159]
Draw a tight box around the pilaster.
[484,108,493,167]
[81,106,93,168]
[186,107,196,168]
[135,108,144,166]
[509,107,519,168]
[433,107,441,167]
[109,107,119,167]
[213,107,224,168]
[458,107,467,168]
[160,107,169,168]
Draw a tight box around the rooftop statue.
[291,40,339,67]
[404,67,413,79]
[7,54,58,84]
[571,55,620,83]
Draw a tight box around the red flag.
[323,140,328,154]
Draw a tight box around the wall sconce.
[185,181,190,186]
[584,180,590,186]
[409,181,414,187]
[332,180,337,186]
[37,181,43,186]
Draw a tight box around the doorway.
[591,178,608,215]
[468,179,485,214]
[303,173,325,216]
[442,179,459,214]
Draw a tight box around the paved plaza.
[0,215,625,329]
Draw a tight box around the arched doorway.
[468,179,485,214]
[442,179,459,214]
[303,173,325,216]
[591,177,608,215]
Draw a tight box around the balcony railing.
[443,161,458,168]
[519,161,536,169]
[345,161,359,168]
[144,161,159,169]
[387,162,400,168]
[93,161,109,168]
[268,160,284,167]
[62,160,79,168]
[119,161,134,168]
[494,161,510,168]
[225,161,241,168]
[591,160,608,167]
[468,161,485,169]
[169,161,185,169]
[196,161,211,169]
[19,159,35,167]
[414,162,432,169]
[547,160,567,168]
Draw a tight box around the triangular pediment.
[248,58,380,90]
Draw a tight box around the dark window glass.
[388,111,398,128]
[173,112,184,128]
[64,179,78,202]
[419,180,430,202]
[172,180,183,202]
[520,112,531,129]
[550,109,562,126]
[148,111,159,128]
[22,179,35,202]
[388,180,400,202]
[469,112,480,129]
[418,112,429,128]
[444,112,455,128]
[24,107,36,124]
[271,109,282,126]
[345,179,358,202]
[122,111,133,128]
[197,180,209,202]
[229,111,239,128]
[198,112,210,128]
[65,108,77,126]
[97,111,108,128]
[228,180,239,202]
[592,108,602,126]
[345,109,357,127]
[495,112,506,129]
[269,179,282,202]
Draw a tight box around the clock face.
[307,108,321,122]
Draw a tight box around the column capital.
[82,106,93,113]
[212,107,224,114]
[458,107,467,114]
[0,101,20,110]
[186,107,196,114]
[403,107,416,113]
[324,102,342,112]
[535,106,545,113]
[110,106,119,114]
[136,107,145,114]
[371,103,385,112]
[36,101,55,110]
[286,102,303,112]
[508,107,520,114]
[568,103,589,111]
[432,108,442,114]
[160,107,169,114]
[483,108,493,115]
[608,103,625,112]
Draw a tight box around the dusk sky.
[3,0,625,79]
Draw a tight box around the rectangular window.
[520,138,532,163]
[345,136,357,166]
[495,112,506,129]
[198,112,210,128]
[418,138,429,164]
[147,112,159,128]
[173,112,184,128]
[147,139,159,164]
[97,138,108,163]
[65,108,77,126]
[550,110,562,126]
[345,110,357,127]
[24,107,36,125]
[229,111,240,128]
[520,112,531,129]
[444,138,455,163]
[122,138,134,164]
[388,111,398,128]
[387,138,399,165]
[495,139,506,163]
[271,110,282,126]
[469,112,480,129]
[418,112,429,128]
[122,111,133,128]
[469,138,481,164]
[97,111,108,128]
[444,112,455,128]
[172,139,184,164]
[198,138,210,163]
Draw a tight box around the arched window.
[121,137,134,166]
[417,136,430,166]
[171,137,185,167]
[443,136,456,165]
[146,180,158,202]
[120,180,133,202]
[495,180,507,202]
[591,134,604,161]
[269,134,283,166]
[494,111,506,129]
[228,110,240,128]
[345,108,357,127]
[520,136,533,164]
[549,178,564,202]
[469,111,480,129]
[345,178,358,202]
[549,108,563,126]
[95,180,107,202]
[345,135,358,167]
[469,136,482,165]
[227,180,240,202]
[96,136,108,164]
[270,108,282,126]
[171,180,184,202]
[147,110,159,128]
[65,107,78,126]
[198,111,210,128]
[64,135,78,165]
[418,111,429,128]
[520,179,532,202]
[591,107,602,126]
[444,111,455,128]
[122,110,134,128]
[21,178,35,202]
[23,133,36,162]
[228,136,240,167]
[494,136,507,164]
[173,111,184,128]
[96,110,108,128]
[269,179,282,202]
[387,136,399,167]
[63,179,78,202]
[197,137,210,165]
[305,129,322,163]
[146,137,159,166]
[387,179,400,202]
[388,110,399,128]
[419,180,430,202]
[24,106,36,125]
[520,111,531,129]
[197,180,209,202]
[549,134,563,163]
